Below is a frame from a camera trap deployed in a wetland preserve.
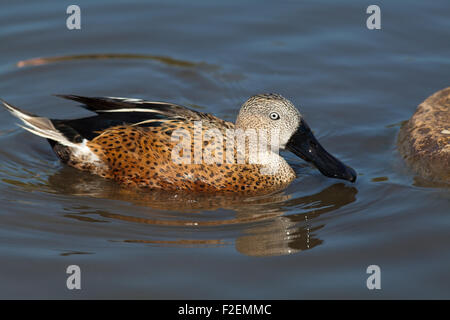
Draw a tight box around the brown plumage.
[88,121,289,193]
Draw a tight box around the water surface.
[0,0,449,298]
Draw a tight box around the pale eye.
[269,112,280,120]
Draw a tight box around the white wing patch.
[106,97,146,103]
[96,108,167,113]
[102,96,176,111]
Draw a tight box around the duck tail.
[1,99,80,148]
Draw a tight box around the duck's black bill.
[286,119,357,182]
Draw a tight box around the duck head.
[236,93,357,182]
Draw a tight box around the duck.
[398,87,450,184]
[1,93,356,193]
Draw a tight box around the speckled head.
[236,93,301,148]
[236,93,357,182]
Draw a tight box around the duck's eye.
[269,112,280,120]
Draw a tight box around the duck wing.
[56,94,213,120]
[54,95,234,140]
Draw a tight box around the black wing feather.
[54,94,201,118]
[51,94,228,141]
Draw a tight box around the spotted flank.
[1,94,356,194]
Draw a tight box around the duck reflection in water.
[48,167,357,257]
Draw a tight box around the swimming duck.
[398,87,450,184]
[1,94,356,193]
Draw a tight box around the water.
[0,0,449,299]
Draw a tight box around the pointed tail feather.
[1,99,79,148]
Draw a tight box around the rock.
[398,87,450,184]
